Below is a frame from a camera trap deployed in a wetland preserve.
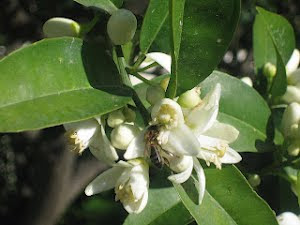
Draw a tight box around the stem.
[137,62,159,72]
[132,54,146,72]
[130,71,156,86]
[79,12,101,37]
[115,46,151,125]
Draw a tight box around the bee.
[144,125,168,169]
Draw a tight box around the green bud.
[107,109,125,128]
[248,174,261,188]
[43,17,80,38]
[107,9,137,45]
[177,87,201,108]
[110,124,140,150]
[123,107,136,122]
[288,142,300,156]
[263,62,276,78]
[146,85,165,105]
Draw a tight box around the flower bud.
[288,142,300,156]
[146,85,165,105]
[281,86,300,104]
[107,109,125,128]
[107,9,137,45]
[123,107,136,122]
[277,212,300,225]
[286,49,300,76]
[177,87,201,108]
[43,17,80,38]
[263,62,276,78]
[240,77,253,87]
[111,124,140,150]
[288,69,300,86]
[160,77,170,91]
[247,174,261,187]
[281,103,300,138]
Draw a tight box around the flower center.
[155,104,179,128]
[65,130,86,154]
[115,182,137,204]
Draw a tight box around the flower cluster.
[63,59,242,213]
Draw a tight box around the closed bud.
[248,174,261,187]
[168,155,192,173]
[281,86,300,104]
[277,212,300,225]
[123,107,136,122]
[146,85,165,105]
[240,77,253,87]
[43,17,80,38]
[160,77,170,91]
[107,109,125,128]
[177,87,201,108]
[107,9,137,45]
[281,103,300,138]
[263,62,276,78]
[288,142,300,156]
[111,124,140,150]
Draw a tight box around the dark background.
[0,0,299,224]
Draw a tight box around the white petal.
[160,124,200,156]
[168,159,193,184]
[123,192,148,214]
[85,167,124,196]
[286,49,300,76]
[203,121,239,143]
[288,68,300,86]
[193,157,206,204]
[281,85,300,104]
[186,84,221,134]
[124,129,147,160]
[147,52,171,73]
[220,147,242,164]
[130,163,149,200]
[196,135,224,161]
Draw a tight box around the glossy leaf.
[166,0,186,98]
[270,49,287,97]
[203,166,278,225]
[253,7,295,70]
[0,37,131,132]
[73,0,122,14]
[140,0,169,54]
[200,71,274,152]
[177,0,240,93]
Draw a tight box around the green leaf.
[73,0,122,14]
[123,173,193,225]
[270,49,287,97]
[177,0,240,93]
[140,0,169,54]
[203,166,278,225]
[0,37,131,132]
[253,7,295,71]
[165,0,186,98]
[200,71,273,152]
[175,166,278,225]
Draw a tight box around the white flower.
[63,118,99,154]
[277,212,300,225]
[124,83,241,203]
[85,159,149,214]
[64,117,118,165]
[281,103,300,139]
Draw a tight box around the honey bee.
[144,125,168,169]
